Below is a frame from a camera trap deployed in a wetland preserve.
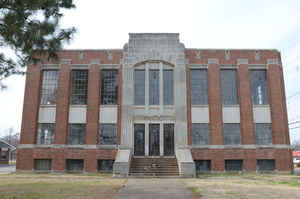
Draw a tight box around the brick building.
[17,33,293,176]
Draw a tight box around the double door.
[134,123,174,156]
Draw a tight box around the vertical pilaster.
[54,59,71,145]
[186,65,192,145]
[237,59,255,145]
[207,59,223,145]
[160,122,164,156]
[267,59,289,145]
[117,64,123,145]
[145,122,149,156]
[86,59,100,145]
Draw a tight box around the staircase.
[129,157,179,177]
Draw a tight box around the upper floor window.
[250,70,268,105]
[68,124,86,145]
[163,70,174,105]
[223,123,241,145]
[101,70,118,105]
[99,124,117,145]
[221,69,238,105]
[149,69,160,105]
[40,70,58,105]
[190,69,208,105]
[134,70,145,105]
[37,123,55,145]
[70,70,88,105]
[192,123,210,145]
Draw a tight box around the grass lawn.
[183,173,300,199]
[0,173,126,199]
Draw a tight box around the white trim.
[191,144,292,149]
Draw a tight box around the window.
[101,70,118,105]
[163,70,174,105]
[1,150,7,160]
[190,69,208,105]
[251,70,268,105]
[37,123,55,145]
[68,124,86,145]
[40,70,58,105]
[257,160,275,171]
[66,159,84,172]
[225,160,243,171]
[70,70,88,105]
[134,70,145,105]
[195,160,211,173]
[98,160,114,172]
[149,69,160,105]
[255,123,272,145]
[192,123,210,145]
[220,69,238,105]
[35,159,51,171]
[223,123,241,145]
[99,124,117,145]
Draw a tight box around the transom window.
[70,70,88,105]
[250,70,268,105]
[40,70,58,105]
[101,70,119,105]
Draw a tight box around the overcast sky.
[1,0,300,142]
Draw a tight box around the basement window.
[37,123,54,145]
[192,123,210,145]
[35,159,51,171]
[250,70,268,105]
[225,160,243,171]
[66,159,84,172]
[190,69,208,105]
[220,69,238,105]
[68,124,86,145]
[40,70,59,105]
[195,160,211,173]
[99,124,117,145]
[254,123,272,145]
[101,69,119,105]
[98,160,114,172]
[134,70,145,105]
[70,70,89,105]
[223,123,241,145]
[257,160,275,172]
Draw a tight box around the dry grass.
[183,173,300,199]
[0,173,126,199]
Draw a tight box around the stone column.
[207,59,223,145]
[117,64,123,145]
[186,64,192,145]
[237,59,255,145]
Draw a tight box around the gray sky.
[1,0,300,142]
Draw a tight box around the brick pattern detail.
[237,64,255,144]
[16,149,34,170]
[54,64,71,144]
[86,64,100,145]
[268,64,289,145]
[208,63,223,145]
[20,65,42,144]
[186,65,192,145]
[117,64,123,145]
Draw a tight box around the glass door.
[164,124,174,156]
[134,124,145,156]
[149,124,160,156]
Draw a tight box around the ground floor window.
[195,160,211,173]
[257,159,275,171]
[99,124,117,145]
[192,123,210,145]
[68,124,86,145]
[1,150,7,160]
[34,159,51,171]
[66,159,84,172]
[98,160,114,172]
[225,160,243,171]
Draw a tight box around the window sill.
[100,105,118,108]
[69,105,87,108]
[40,104,56,108]
[253,104,270,108]
[222,105,240,108]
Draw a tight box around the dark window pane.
[101,70,118,105]
[257,160,275,171]
[195,160,211,173]
[68,124,86,145]
[251,70,268,105]
[223,123,241,145]
[190,69,208,105]
[149,70,160,105]
[37,123,55,145]
[40,70,58,105]
[1,151,7,160]
[192,123,210,145]
[225,160,243,171]
[98,160,114,172]
[66,159,84,172]
[134,70,145,105]
[34,159,51,171]
[99,124,117,145]
[70,70,88,105]
[149,124,160,156]
[221,69,238,105]
[163,70,174,105]
[134,124,145,156]
[255,123,272,145]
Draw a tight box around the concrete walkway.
[113,178,194,199]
